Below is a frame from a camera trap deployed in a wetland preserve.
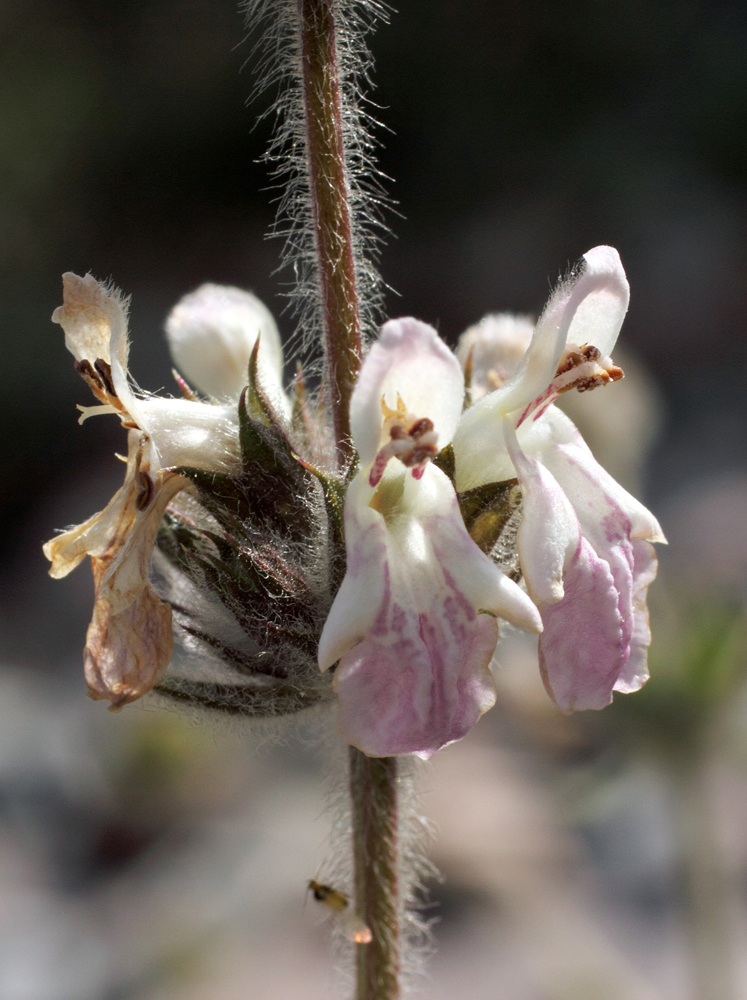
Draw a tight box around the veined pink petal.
[320,464,539,756]
[538,536,628,712]
[350,318,464,466]
[533,412,635,660]
[453,246,629,491]
[530,407,662,705]
[614,539,658,694]
[334,588,498,759]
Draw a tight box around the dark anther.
[412,443,438,463]
[581,344,601,361]
[74,359,102,388]
[389,424,408,440]
[93,358,117,397]
[555,351,584,376]
[408,417,434,438]
[575,376,598,393]
[135,471,155,511]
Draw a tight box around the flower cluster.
[45,245,664,756]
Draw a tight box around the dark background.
[3,0,747,667]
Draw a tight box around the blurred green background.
[1,0,747,997]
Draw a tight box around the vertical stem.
[349,747,401,1000]
[298,3,398,993]
[298,0,362,466]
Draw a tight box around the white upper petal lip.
[453,245,630,491]
[350,317,464,466]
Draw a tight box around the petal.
[407,465,541,634]
[44,507,118,580]
[334,606,498,758]
[131,396,239,470]
[503,420,579,605]
[165,283,287,407]
[100,472,187,615]
[528,408,664,704]
[319,463,540,756]
[455,313,534,400]
[85,582,174,710]
[317,473,387,671]
[557,245,630,359]
[53,272,122,367]
[453,246,629,489]
[54,272,137,415]
[527,410,639,661]
[43,430,144,578]
[537,408,666,544]
[350,318,464,465]
[538,536,628,712]
[613,539,658,694]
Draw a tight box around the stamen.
[369,412,439,487]
[135,471,155,511]
[172,368,197,401]
[73,357,125,412]
[93,358,117,398]
[517,343,624,426]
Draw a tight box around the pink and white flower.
[453,246,666,712]
[318,318,542,758]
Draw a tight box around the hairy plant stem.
[349,748,401,1000]
[297,4,399,993]
[298,0,362,467]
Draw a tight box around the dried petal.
[43,430,144,579]
[85,583,174,710]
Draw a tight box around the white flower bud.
[165,283,287,405]
[456,313,534,400]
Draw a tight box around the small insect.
[307,879,372,944]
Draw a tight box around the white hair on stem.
[241,0,392,369]
[320,741,437,998]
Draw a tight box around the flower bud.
[456,313,534,400]
[165,283,286,405]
